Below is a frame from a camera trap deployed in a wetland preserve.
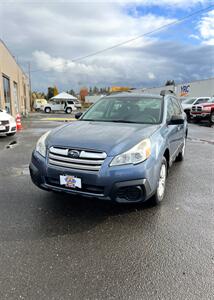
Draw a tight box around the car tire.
[192,118,198,123]
[210,111,214,124]
[149,157,167,205]
[176,138,186,162]
[45,107,51,113]
[185,110,191,122]
[6,132,16,136]
[66,107,72,114]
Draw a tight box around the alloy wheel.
[157,163,167,200]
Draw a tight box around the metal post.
[28,62,32,113]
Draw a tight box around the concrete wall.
[0,40,30,116]
[135,78,214,99]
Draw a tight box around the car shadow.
[0,188,158,243]
[36,191,156,237]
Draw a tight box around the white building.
[134,78,214,99]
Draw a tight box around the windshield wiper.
[81,119,97,121]
[110,120,139,123]
[81,119,140,123]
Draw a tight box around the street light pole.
[28,62,32,112]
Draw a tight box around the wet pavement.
[0,118,213,300]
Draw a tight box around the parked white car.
[0,109,16,136]
[33,99,47,111]
[42,100,77,114]
[73,100,82,109]
[181,97,211,119]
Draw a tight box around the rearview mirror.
[75,112,83,119]
[168,115,184,125]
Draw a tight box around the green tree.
[67,89,76,97]
[93,86,99,95]
[53,86,59,96]
[47,87,54,99]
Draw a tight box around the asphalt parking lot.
[0,116,213,300]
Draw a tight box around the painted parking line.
[41,118,76,121]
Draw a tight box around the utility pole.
[28,62,32,112]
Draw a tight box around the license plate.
[60,175,82,188]
[0,125,5,130]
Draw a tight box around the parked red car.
[191,98,214,124]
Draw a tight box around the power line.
[31,4,214,73]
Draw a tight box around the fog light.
[116,186,142,202]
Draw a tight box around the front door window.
[13,82,19,113]
[3,75,11,113]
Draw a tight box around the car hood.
[47,121,160,156]
[200,102,214,107]
[0,112,10,121]
[182,104,192,109]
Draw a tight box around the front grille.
[0,120,9,125]
[0,126,9,133]
[48,146,107,172]
[192,106,202,112]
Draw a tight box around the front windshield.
[81,97,163,124]
[182,98,196,104]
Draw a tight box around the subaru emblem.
[68,150,80,158]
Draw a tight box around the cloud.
[33,50,119,80]
[0,1,213,91]
[189,34,200,40]
[198,9,214,45]
[148,72,156,80]
[117,0,210,8]
[32,40,213,90]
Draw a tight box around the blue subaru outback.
[29,91,187,205]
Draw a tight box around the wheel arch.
[163,148,170,169]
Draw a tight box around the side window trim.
[166,98,174,122]
[171,97,182,116]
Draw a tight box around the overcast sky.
[0,0,214,92]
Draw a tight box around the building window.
[3,75,11,113]
[13,81,19,113]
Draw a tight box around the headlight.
[203,107,211,111]
[110,139,151,166]
[36,131,50,157]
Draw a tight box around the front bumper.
[191,112,210,119]
[29,150,155,203]
[0,121,16,134]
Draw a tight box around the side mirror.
[168,115,184,125]
[75,112,83,119]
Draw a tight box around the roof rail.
[160,90,175,96]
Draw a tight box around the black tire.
[149,157,167,205]
[192,118,198,123]
[175,138,186,162]
[66,107,72,114]
[210,111,214,124]
[184,110,191,122]
[6,132,16,136]
[45,107,51,113]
